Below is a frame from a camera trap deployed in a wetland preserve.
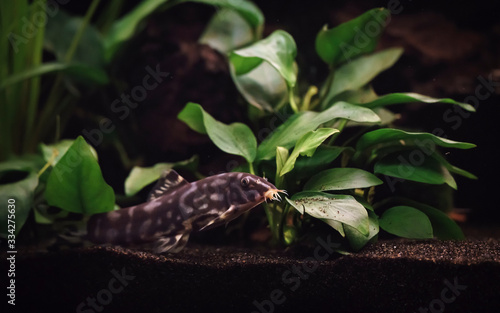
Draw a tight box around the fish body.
[87,170,282,253]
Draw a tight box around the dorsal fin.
[147,170,190,201]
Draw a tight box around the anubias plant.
[177,7,476,250]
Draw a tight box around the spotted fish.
[86,170,284,253]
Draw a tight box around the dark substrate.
[4,237,500,313]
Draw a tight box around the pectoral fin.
[154,231,190,253]
[199,205,237,231]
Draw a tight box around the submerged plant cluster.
[0,0,476,251]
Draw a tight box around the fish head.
[228,173,285,211]
[194,172,286,232]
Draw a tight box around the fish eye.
[241,177,250,187]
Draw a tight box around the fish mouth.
[264,189,287,201]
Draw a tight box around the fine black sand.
[5,235,500,313]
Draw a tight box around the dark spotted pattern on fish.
[86,170,284,253]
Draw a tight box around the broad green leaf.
[430,151,477,180]
[287,191,369,235]
[178,102,257,162]
[0,158,41,237]
[316,8,390,66]
[344,210,379,251]
[230,60,288,111]
[177,102,208,134]
[362,92,475,112]
[379,206,433,239]
[280,128,339,176]
[293,146,346,180]
[374,151,457,189]
[393,198,464,240]
[199,8,254,53]
[257,102,379,161]
[323,48,403,106]
[230,30,297,88]
[45,136,115,214]
[304,167,383,191]
[0,62,108,89]
[125,157,198,196]
[257,112,315,161]
[356,128,476,154]
[40,139,97,166]
[324,101,381,123]
[412,202,464,240]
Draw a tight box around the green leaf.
[199,8,254,53]
[362,92,476,112]
[230,30,297,88]
[0,62,108,89]
[293,146,345,181]
[304,168,383,191]
[399,199,464,240]
[40,139,98,166]
[355,128,476,162]
[447,164,477,180]
[0,158,41,237]
[325,101,381,123]
[316,8,390,66]
[230,61,288,111]
[177,102,208,134]
[280,128,339,176]
[379,206,433,239]
[45,136,115,214]
[323,48,403,106]
[257,102,379,161]
[287,191,369,235]
[344,210,379,251]
[125,157,197,196]
[374,151,457,189]
[178,102,257,163]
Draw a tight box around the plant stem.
[248,162,255,175]
[301,85,318,111]
[317,66,335,109]
[288,87,299,113]
[263,202,277,241]
[95,0,124,33]
[65,0,101,63]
